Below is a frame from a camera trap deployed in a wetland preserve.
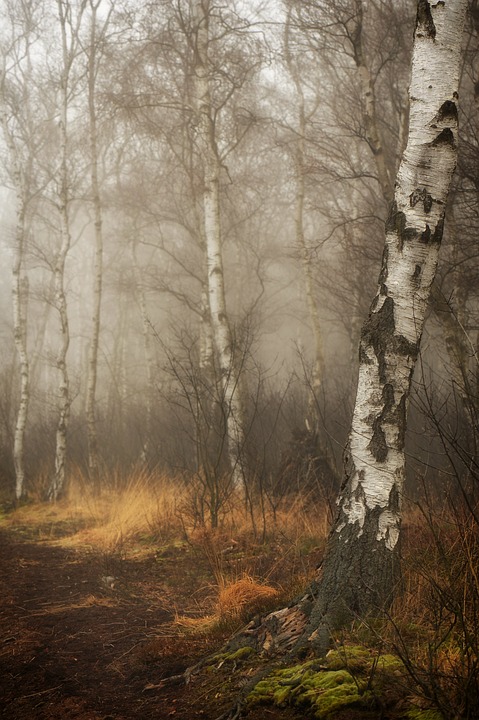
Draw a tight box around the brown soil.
[0,526,303,720]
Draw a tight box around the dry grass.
[217,574,279,619]
[0,468,188,552]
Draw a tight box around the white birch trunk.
[49,0,80,500]
[0,56,30,501]
[85,0,109,488]
[192,0,245,488]
[302,0,468,650]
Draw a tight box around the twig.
[18,685,63,700]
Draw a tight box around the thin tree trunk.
[85,0,109,490]
[192,0,245,488]
[284,8,324,430]
[0,56,30,501]
[351,0,393,204]
[131,241,154,465]
[49,0,80,501]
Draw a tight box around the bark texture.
[0,57,31,500]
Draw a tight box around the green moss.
[247,645,407,718]
[325,645,372,672]
[248,662,371,719]
[212,645,256,665]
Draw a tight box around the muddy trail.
[0,527,302,720]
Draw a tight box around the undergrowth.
[3,471,479,719]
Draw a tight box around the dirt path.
[0,528,304,719]
[0,528,218,719]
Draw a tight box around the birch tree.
[48,0,87,500]
[84,0,113,489]
[191,0,247,487]
[213,0,469,662]
[302,0,468,652]
[283,5,324,431]
[0,0,44,499]
[0,41,31,500]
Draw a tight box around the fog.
[0,0,477,505]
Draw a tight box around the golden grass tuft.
[0,468,188,552]
[217,574,279,620]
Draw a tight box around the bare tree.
[0,0,44,499]
[84,0,113,489]
[190,0,247,487]
[48,0,87,500]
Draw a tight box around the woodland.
[1,1,479,719]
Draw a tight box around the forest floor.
[0,495,418,720]
[0,509,315,720]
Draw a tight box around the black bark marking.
[368,383,395,463]
[378,244,389,286]
[361,297,395,384]
[353,475,366,503]
[386,203,417,250]
[395,334,418,359]
[395,394,407,451]
[410,187,433,213]
[361,296,419,384]
[411,265,422,287]
[403,227,419,243]
[386,202,406,235]
[432,217,445,243]
[420,220,444,245]
[420,224,431,243]
[388,484,401,514]
[431,127,456,148]
[436,100,458,123]
[416,0,436,39]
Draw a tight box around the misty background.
[0,0,477,511]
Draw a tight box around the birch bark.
[192,0,245,488]
[49,0,86,500]
[0,61,30,500]
[301,0,468,650]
